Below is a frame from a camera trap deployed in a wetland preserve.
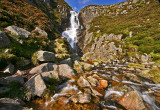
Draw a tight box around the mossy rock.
[31,51,39,66]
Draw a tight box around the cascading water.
[62,11,80,49]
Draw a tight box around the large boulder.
[0,31,10,47]
[41,71,59,81]
[3,64,14,74]
[58,64,76,79]
[4,75,24,84]
[0,98,25,110]
[77,76,90,88]
[5,25,31,39]
[37,51,55,62]
[29,63,58,74]
[24,74,46,98]
[117,91,146,110]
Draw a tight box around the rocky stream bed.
[24,61,160,110]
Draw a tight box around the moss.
[142,68,160,83]
[31,52,39,66]
[0,53,18,69]
[0,81,27,100]
[128,63,145,68]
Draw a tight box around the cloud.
[79,0,91,4]
[73,7,77,10]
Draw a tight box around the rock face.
[0,31,10,47]
[117,91,146,110]
[5,25,31,38]
[37,51,55,62]
[25,74,46,97]
[29,63,57,74]
[3,64,14,74]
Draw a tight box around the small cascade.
[62,11,80,49]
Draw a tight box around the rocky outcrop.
[35,27,48,37]
[0,31,10,47]
[5,25,31,39]
[29,63,57,74]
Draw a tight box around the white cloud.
[73,7,77,10]
[79,0,91,4]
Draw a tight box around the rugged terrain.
[0,0,160,110]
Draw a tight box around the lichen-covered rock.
[0,31,10,47]
[3,63,14,74]
[5,25,31,39]
[37,51,55,62]
[29,63,58,74]
[24,74,46,98]
[99,80,108,88]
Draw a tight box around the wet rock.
[3,64,14,74]
[2,75,24,84]
[117,91,146,110]
[6,25,31,39]
[77,76,90,88]
[0,31,10,47]
[87,76,99,86]
[58,97,69,104]
[35,27,48,37]
[29,63,57,74]
[99,80,108,88]
[70,95,79,103]
[90,87,103,97]
[0,87,10,94]
[41,71,59,81]
[25,74,46,98]
[37,51,55,62]
[58,64,76,79]
[83,62,94,71]
[78,93,91,104]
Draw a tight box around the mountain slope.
[78,0,160,63]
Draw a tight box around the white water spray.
[62,11,80,48]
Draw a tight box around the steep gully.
[41,11,160,109]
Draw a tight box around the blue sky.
[64,0,127,12]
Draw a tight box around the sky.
[64,0,127,12]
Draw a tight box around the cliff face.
[78,0,160,63]
[23,0,72,31]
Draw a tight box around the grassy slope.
[89,0,160,60]
[0,0,71,69]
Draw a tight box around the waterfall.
[62,11,80,48]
